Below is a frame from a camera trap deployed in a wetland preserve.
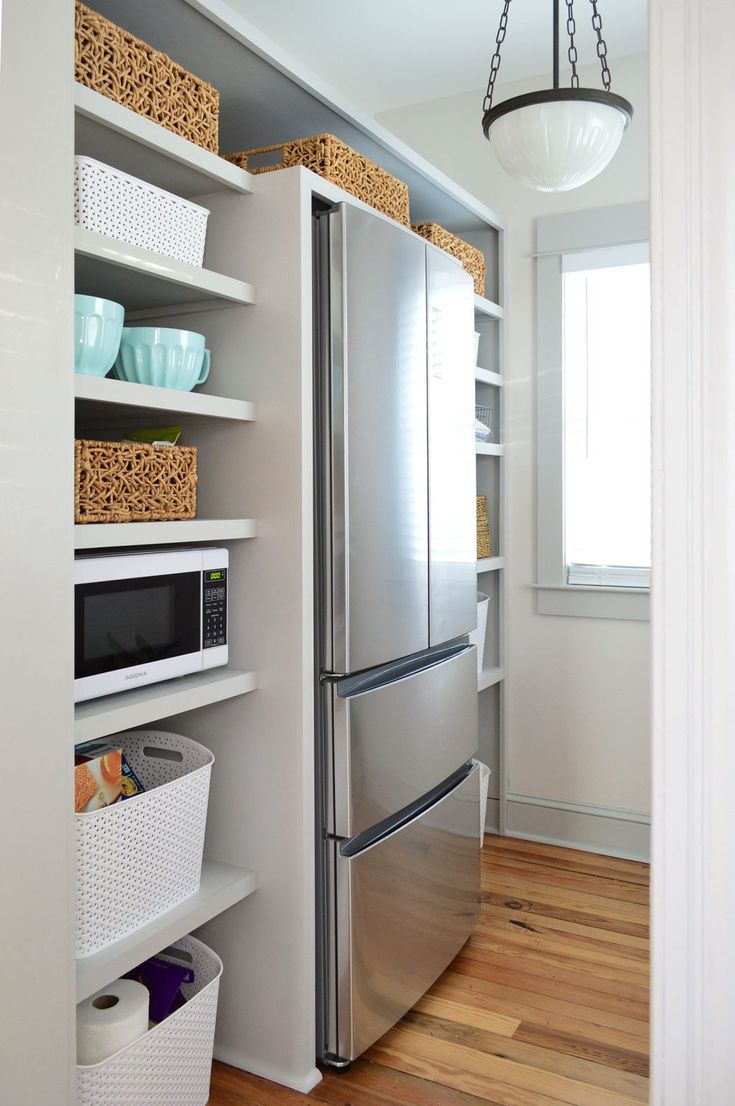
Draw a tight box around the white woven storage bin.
[77,936,222,1106]
[75,731,213,958]
[74,156,210,266]
[468,591,489,676]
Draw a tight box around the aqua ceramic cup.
[74,295,125,376]
[113,327,211,391]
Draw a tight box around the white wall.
[378,54,651,854]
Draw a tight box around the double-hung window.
[536,203,650,620]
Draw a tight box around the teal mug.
[74,294,125,377]
[113,327,211,391]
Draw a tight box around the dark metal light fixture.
[482,0,633,191]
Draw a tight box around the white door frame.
[650,0,735,1102]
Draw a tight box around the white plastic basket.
[77,936,222,1106]
[468,592,489,676]
[74,156,210,266]
[75,731,213,958]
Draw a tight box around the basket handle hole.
[92,994,120,1010]
[142,745,184,762]
[160,945,194,964]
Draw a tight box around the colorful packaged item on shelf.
[75,739,146,811]
[125,954,195,1023]
[74,745,122,813]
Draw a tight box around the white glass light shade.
[489,98,627,192]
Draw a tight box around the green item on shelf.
[123,425,182,445]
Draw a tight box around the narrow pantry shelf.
[76,860,258,1002]
[476,442,504,456]
[74,668,258,744]
[75,374,256,422]
[75,83,254,200]
[475,367,503,387]
[74,518,257,549]
[474,294,504,319]
[477,556,505,573]
[74,227,256,315]
[479,666,504,692]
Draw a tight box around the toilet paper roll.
[77,978,149,1066]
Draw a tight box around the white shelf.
[477,557,505,573]
[74,227,256,316]
[474,294,504,319]
[478,666,504,692]
[75,83,254,200]
[74,668,258,744]
[75,374,256,422]
[74,518,257,549]
[476,442,504,456]
[76,860,258,1002]
[475,368,503,387]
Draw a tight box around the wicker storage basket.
[75,0,219,153]
[75,732,212,957]
[477,495,492,559]
[412,222,487,296]
[224,134,411,226]
[77,936,221,1106]
[75,439,197,523]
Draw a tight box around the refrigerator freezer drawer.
[325,763,480,1063]
[326,643,478,839]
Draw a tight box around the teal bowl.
[74,295,125,376]
[113,327,211,391]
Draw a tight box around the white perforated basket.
[74,156,210,266]
[75,731,213,958]
[77,936,222,1106]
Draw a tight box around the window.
[536,203,650,620]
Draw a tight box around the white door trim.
[650,1,735,1102]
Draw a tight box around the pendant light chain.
[565,0,579,88]
[483,0,512,113]
[589,0,612,90]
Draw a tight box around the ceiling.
[223,0,648,115]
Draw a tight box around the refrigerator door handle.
[333,641,472,699]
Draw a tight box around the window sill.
[533,584,650,621]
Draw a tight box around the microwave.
[74,547,228,702]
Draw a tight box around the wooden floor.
[209,834,650,1106]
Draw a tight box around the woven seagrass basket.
[75,1,219,153]
[224,134,411,226]
[412,222,487,296]
[75,439,197,524]
[476,496,492,559]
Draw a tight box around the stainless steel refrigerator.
[314,201,481,1068]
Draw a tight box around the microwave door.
[74,571,203,702]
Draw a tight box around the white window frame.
[535,201,651,621]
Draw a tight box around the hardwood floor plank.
[317,1060,511,1106]
[480,872,648,923]
[412,993,521,1036]
[483,836,649,879]
[464,931,650,988]
[482,856,650,905]
[482,890,649,938]
[482,845,649,887]
[512,1023,649,1078]
[478,909,650,962]
[482,903,649,952]
[399,1009,649,1098]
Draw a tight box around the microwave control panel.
[203,568,227,648]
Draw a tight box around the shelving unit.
[6,1,507,1100]
[74,668,258,743]
[76,860,258,1001]
[74,518,257,548]
[476,442,504,456]
[477,556,505,573]
[74,227,256,315]
[478,666,504,692]
[476,367,503,387]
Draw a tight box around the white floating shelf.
[74,227,256,315]
[74,668,258,744]
[76,860,258,1002]
[476,443,504,456]
[475,368,503,387]
[477,557,505,574]
[74,374,256,422]
[478,666,504,692]
[74,518,257,550]
[75,83,253,200]
[474,295,504,319]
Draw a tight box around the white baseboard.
[213,1045,322,1094]
[500,795,650,861]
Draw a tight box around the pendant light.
[482,0,633,192]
